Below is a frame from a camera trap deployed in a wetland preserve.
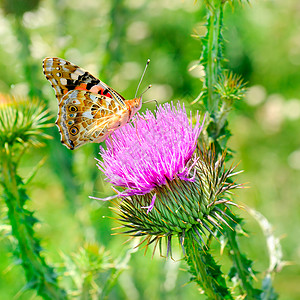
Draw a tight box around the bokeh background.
[0,0,299,299]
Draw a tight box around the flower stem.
[202,0,224,115]
[215,99,231,137]
[1,146,67,300]
[184,230,233,300]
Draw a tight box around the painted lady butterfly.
[43,57,146,150]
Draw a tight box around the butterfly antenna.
[135,59,150,98]
[138,84,152,98]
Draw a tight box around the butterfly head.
[129,97,142,118]
[134,96,142,110]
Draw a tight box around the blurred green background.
[0,0,299,299]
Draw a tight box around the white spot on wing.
[45,59,53,69]
[90,94,97,102]
[66,91,79,101]
[82,111,94,119]
[60,78,67,85]
[71,72,79,80]
[76,69,85,75]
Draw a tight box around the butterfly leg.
[132,117,144,145]
[108,134,115,156]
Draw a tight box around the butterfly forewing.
[43,57,125,105]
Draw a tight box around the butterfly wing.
[43,57,132,149]
[57,90,129,149]
[43,57,126,105]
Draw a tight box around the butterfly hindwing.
[57,90,128,149]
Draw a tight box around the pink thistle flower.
[95,102,204,209]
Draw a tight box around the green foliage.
[184,231,233,300]
[61,243,134,299]
[1,168,66,299]
[0,98,66,299]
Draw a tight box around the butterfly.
[43,57,148,150]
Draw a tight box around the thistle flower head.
[95,102,242,255]
[98,102,203,199]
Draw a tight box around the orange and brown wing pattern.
[57,90,128,149]
[43,57,125,104]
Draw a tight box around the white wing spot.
[76,69,85,75]
[60,78,67,85]
[82,111,94,119]
[90,94,97,102]
[45,59,53,69]
[67,91,79,100]
[71,72,79,80]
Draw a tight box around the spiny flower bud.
[0,95,52,149]
[215,71,247,103]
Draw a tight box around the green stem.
[1,147,67,300]
[184,230,233,300]
[101,0,127,81]
[215,100,231,137]
[202,0,224,114]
